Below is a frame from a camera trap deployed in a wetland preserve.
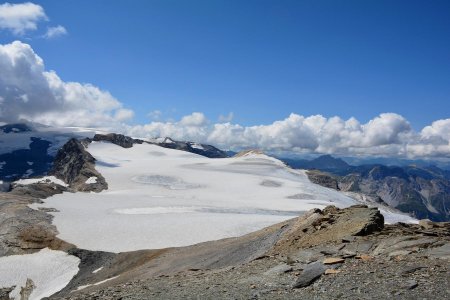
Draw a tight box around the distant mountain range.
[281,155,450,221]
[282,155,352,174]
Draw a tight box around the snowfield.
[32,142,416,253]
[0,248,80,300]
[15,176,68,187]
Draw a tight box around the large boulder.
[271,205,384,256]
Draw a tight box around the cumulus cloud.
[44,25,67,39]
[180,112,208,127]
[0,41,133,127]
[125,112,450,159]
[0,2,47,35]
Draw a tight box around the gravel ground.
[62,253,449,300]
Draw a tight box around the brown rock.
[356,254,373,261]
[324,269,341,275]
[323,257,345,265]
[270,205,384,257]
[419,219,435,230]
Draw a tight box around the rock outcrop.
[0,286,14,300]
[10,182,68,199]
[92,133,229,158]
[305,170,340,190]
[49,138,107,192]
[0,193,73,256]
[148,137,229,158]
[270,205,384,257]
[92,133,143,148]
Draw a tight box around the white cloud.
[0,2,47,35]
[44,25,67,39]
[0,41,133,127]
[124,112,450,159]
[180,112,208,127]
[114,108,134,122]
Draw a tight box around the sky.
[0,1,449,158]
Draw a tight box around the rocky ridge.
[0,193,73,256]
[147,137,229,158]
[92,133,143,148]
[49,138,107,192]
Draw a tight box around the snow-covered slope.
[0,248,79,300]
[32,141,416,253]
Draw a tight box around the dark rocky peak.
[0,123,33,133]
[0,137,53,182]
[49,138,107,192]
[310,155,350,170]
[92,133,143,148]
[366,165,408,180]
[280,155,350,173]
[149,137,229,158]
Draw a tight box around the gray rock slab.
[264,264,293,276]
[292,261,327,288]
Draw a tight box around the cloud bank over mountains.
[128,112,450,159]
[0,40,449,159]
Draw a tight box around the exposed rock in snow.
[92,133,143,149]
[14,176,68,187]
[49,139,107,192]
[148,137,228,158]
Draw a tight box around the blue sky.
[1,1,450,158]
[1,0,449,128]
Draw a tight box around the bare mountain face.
[285,155,450,221]
[338,165,450,221]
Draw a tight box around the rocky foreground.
[43,205,449,300]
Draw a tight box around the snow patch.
[85,177,98,184]
[92,267,103,274]
[0,248,80,300]
[76,276,119,291]
[190,143,204,150]
[15,176,68,187]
